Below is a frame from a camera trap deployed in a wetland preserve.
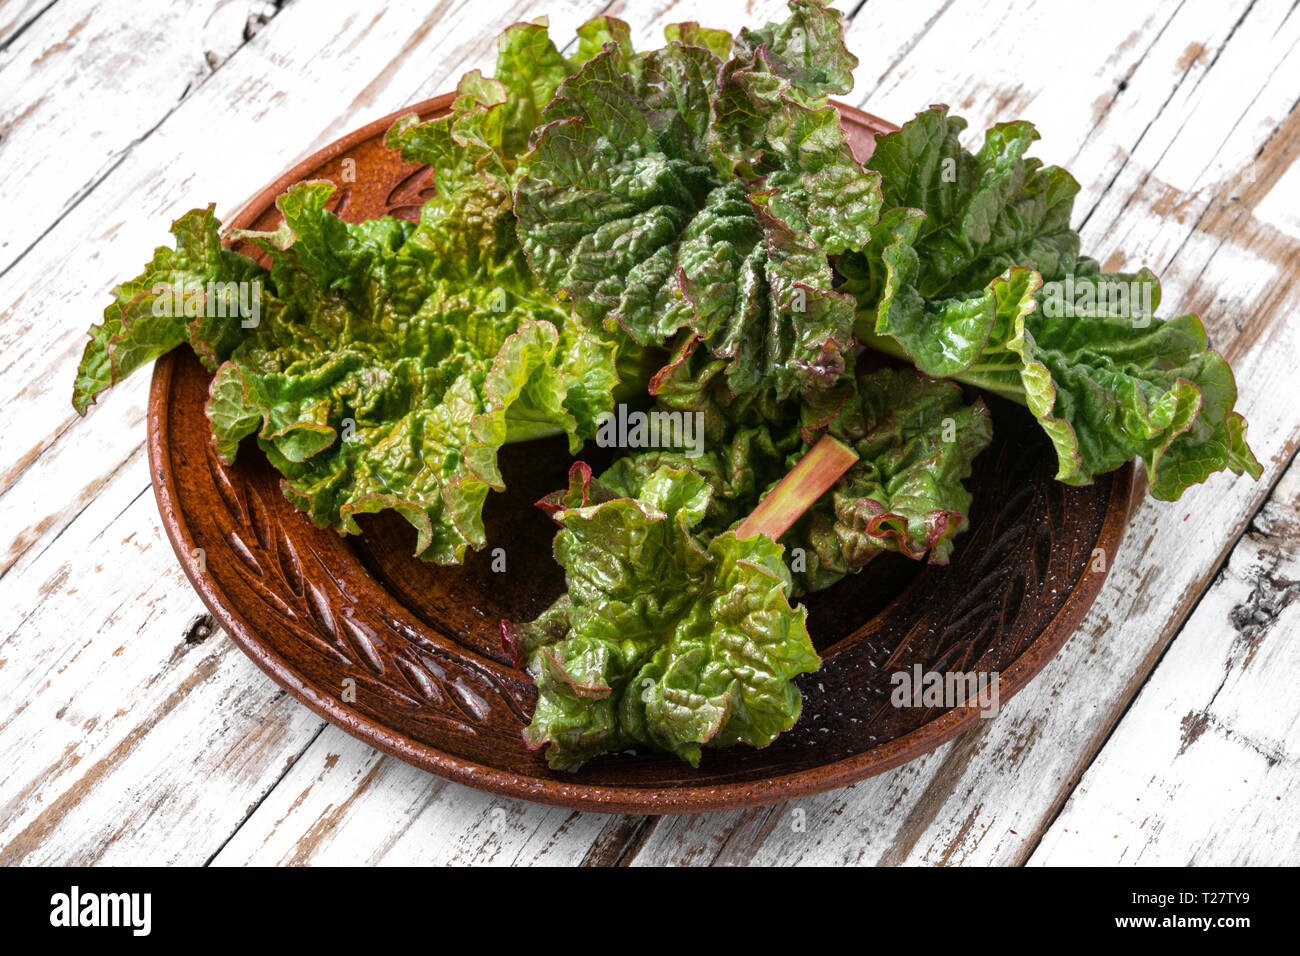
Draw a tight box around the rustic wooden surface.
[1,0,1297,866]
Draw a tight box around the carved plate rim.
[146,94,1135,813]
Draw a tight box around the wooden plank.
[0,0,285,278]
[846,0,1218,209]
[0,446,325,865]
[207,727,635,866]
[1028,452,1300,865]
[0,0,55,50]
[621,0,1300,865]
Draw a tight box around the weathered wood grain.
[1029,452,1300,866]
[0,447,325,865]
[0,0,285,279]
[0,0,54,50]
[207,727,638,866]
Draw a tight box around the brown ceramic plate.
[147,95,1132,813]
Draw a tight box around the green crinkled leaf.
[73,206,265,414]
[509,464,818,769]
[786,367,992,592]
[76,27,623,563]
[385,19,584,188]
[489,21,575,159]
[205,177,618,563]
[514,360,991,769]
[578,364,991,597]
[973,268,1262,499]
[845,107,1260,500]
[663,21,733,61]
[234,180,415,302]
[515,2,880,403]
[756,102,884,253]
[574,15,636,68]
[844,106,1084,377]
[733,0,857,103]
[867,105,1083,297]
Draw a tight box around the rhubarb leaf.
[515,1,881,402]
[509,464,818,769]
[846,107,1260,500]
[732,0,856,103]
[964,268,1261,499]
[76,24,623,563]
[843,106,1085,377]
[585,365,992,594]
[787,367,992,591]
[72,206,266,415]
[206,173,618,562]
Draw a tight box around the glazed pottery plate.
[147,96,1132,813]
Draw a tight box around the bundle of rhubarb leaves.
[74,1,1260,770]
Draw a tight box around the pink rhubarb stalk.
[734,435,858,542]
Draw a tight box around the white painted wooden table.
[2,0,1297,866]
